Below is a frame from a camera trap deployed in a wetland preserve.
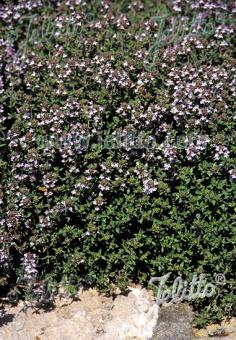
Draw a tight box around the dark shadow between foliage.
[0,311,14,328]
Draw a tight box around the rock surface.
[153,304,236,340]
[0,287,158,340]
[0,288,235,340]
[152,303,195,340]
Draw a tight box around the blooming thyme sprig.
[22,253,38,284]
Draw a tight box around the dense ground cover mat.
[0,0,235,326]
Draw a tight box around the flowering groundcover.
[0,0,235,326]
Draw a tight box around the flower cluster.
[171,0,236,13]
[184,134,210,161]
[22,253,38,284]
